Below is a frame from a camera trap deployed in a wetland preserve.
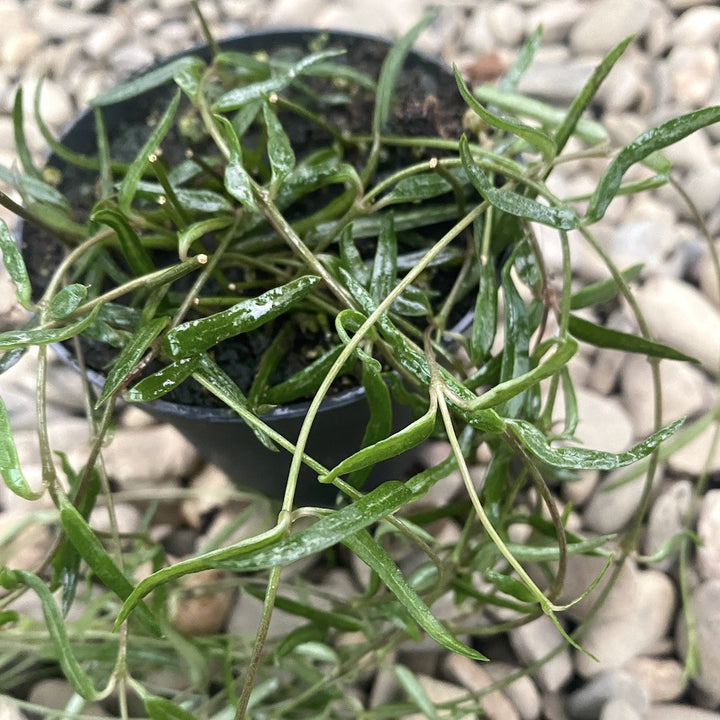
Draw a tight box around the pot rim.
[33,27,469,423]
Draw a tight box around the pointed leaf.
[95,316,168,407]
[370,214,397,306]
[568,313,698,362]
[0,306,101,350]
[126,355,200,402]
[585,105,720,224]
[569,264,643,310]
[0,397,41,500]
[177,215,234,260]
[263,99,295,189]
[91,207,154,277]
[507,417,684,471]
[47,284,88,320]
[214,114,257,211]
[471,254,497,365]
[0,219,31,309]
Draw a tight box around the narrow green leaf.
[0,347,27,376]
[473,84,609,146]
[498,25,542,91]
[91,207,155,277]
[485,569,537,603]
[263,345,346,405]
[471,254,497,365]
[173,57,207,100]
[58,493,161,636]
[118,90,181,213]
[393,664,441,720]
[505,534,615,562]
[0,305,101,350]
[374,9,437,131]
[144,696,197,720]
[345,530,488,660]
[339,226,370,286]
[177,216,234,260]
[381,171,454,205]
[91,56,205,105]
[370,214,397,306]
[212,49,345,111]
[214,114,257,211]
[0,397,41,500]
[47,284,88,320]
[455,65,556,161]
[585,105,720,224]
[12,87,39,178]
[0,219,32,309]
[568,314,698,362]
[569,264,643,310]
[135,181,234,213]
[263,100,295,189]
[554,36,634,155]
[248,323,293,409]
[9,570,96,698]
[318,401,435,486]
[95,316,168,407]
[560,366,579,437]
[460,136,578,230]
[164,275,320,358]
[126,355,200,402]
[506,417,684,471]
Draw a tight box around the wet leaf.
[126,355,201,402]
[91,207,154,277]
[370,214,397,306]
[0,306,101,350]
[263,99,295,189]
[177,215,234,260]
[47,284,88,320]
[0,219,31,309]
[0,397,40,500]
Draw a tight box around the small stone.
[668,45,719,108]
[101,424,201,489]
[633,276,720,375]
[36,5,100,38]
[509,615,573,693]
[668,423,720,475]
[621,353,715,438]
[443,655,520,720]
[569,0,651,54]
[108,42,156,76]
[697,490,720,581]
[0,695,27,720]
[227,587,307,640]
[698,241,720,307]
[566,670,649,720]
[681,164,720,217]
[643,480,693,572]
[487,3,526,46]
[89,502,141,536]
[180,464,237,529]
[649,705,720,720]
[405,675,478,720]
[1,28,43,67]
[84,17,127,59]
[600,698,643,720]
[526,1,585,43]
[677,580,720,705]
[484,662,542,720]
[568,387,635,456]
[169,568,233,635]
[22,77,74,128]
[671,6,720,48]
[518,57,599,102]
[27,679,74,709]
[624,656,688,703]
[0,512,52,571]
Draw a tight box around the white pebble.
[698,490,720,581]
[1,28,43,67]
[668,45,719,108]
[671,6,720,47]
[84,17,127,59]
[569,0,652,55]
[488,3,526,47]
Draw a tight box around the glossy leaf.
[0,219,31,309]
[498,25,542,91]
[91,56,205,105]
[118,90,181,213]
[126,355,201,402]
[248,323,293,409]
[345,530,488,660]
[91,207,154,277]
[554,36,633,155]
[370,214,397,306]
[0,306,101,350]
[455,66,556,161]
[47,284,88,320]
[373,9,437,131]
[177,215,234,260]
[470,253,497,365]
[135,181,234,213]
[318,401,435,486]
[569,264,643,310]
[57,493,161,636]
[460,136,578,230]
[0,397,40,500]
[95,317,168,407]
[263,345,346,405]
[212,49,345,111]
[485,569,537,603]
[568,314,698,362]
[585,105,720,224]
[506,417,684,471]
[7,570,96,698]
[164,275,320,358]
[263,100,295,189]
[381,171,454,205]
[173,57,206,100]
[0,347,26,376]
[339,226,370,285]
[215,114,257,212]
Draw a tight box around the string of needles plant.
[1,10,720,719]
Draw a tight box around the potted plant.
[1,7,718,718]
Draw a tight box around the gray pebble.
[566,669,648,720]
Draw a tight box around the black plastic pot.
[24,30,470,505]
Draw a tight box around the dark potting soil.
[22,31,471,409]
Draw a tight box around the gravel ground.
[1,1,720,719]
